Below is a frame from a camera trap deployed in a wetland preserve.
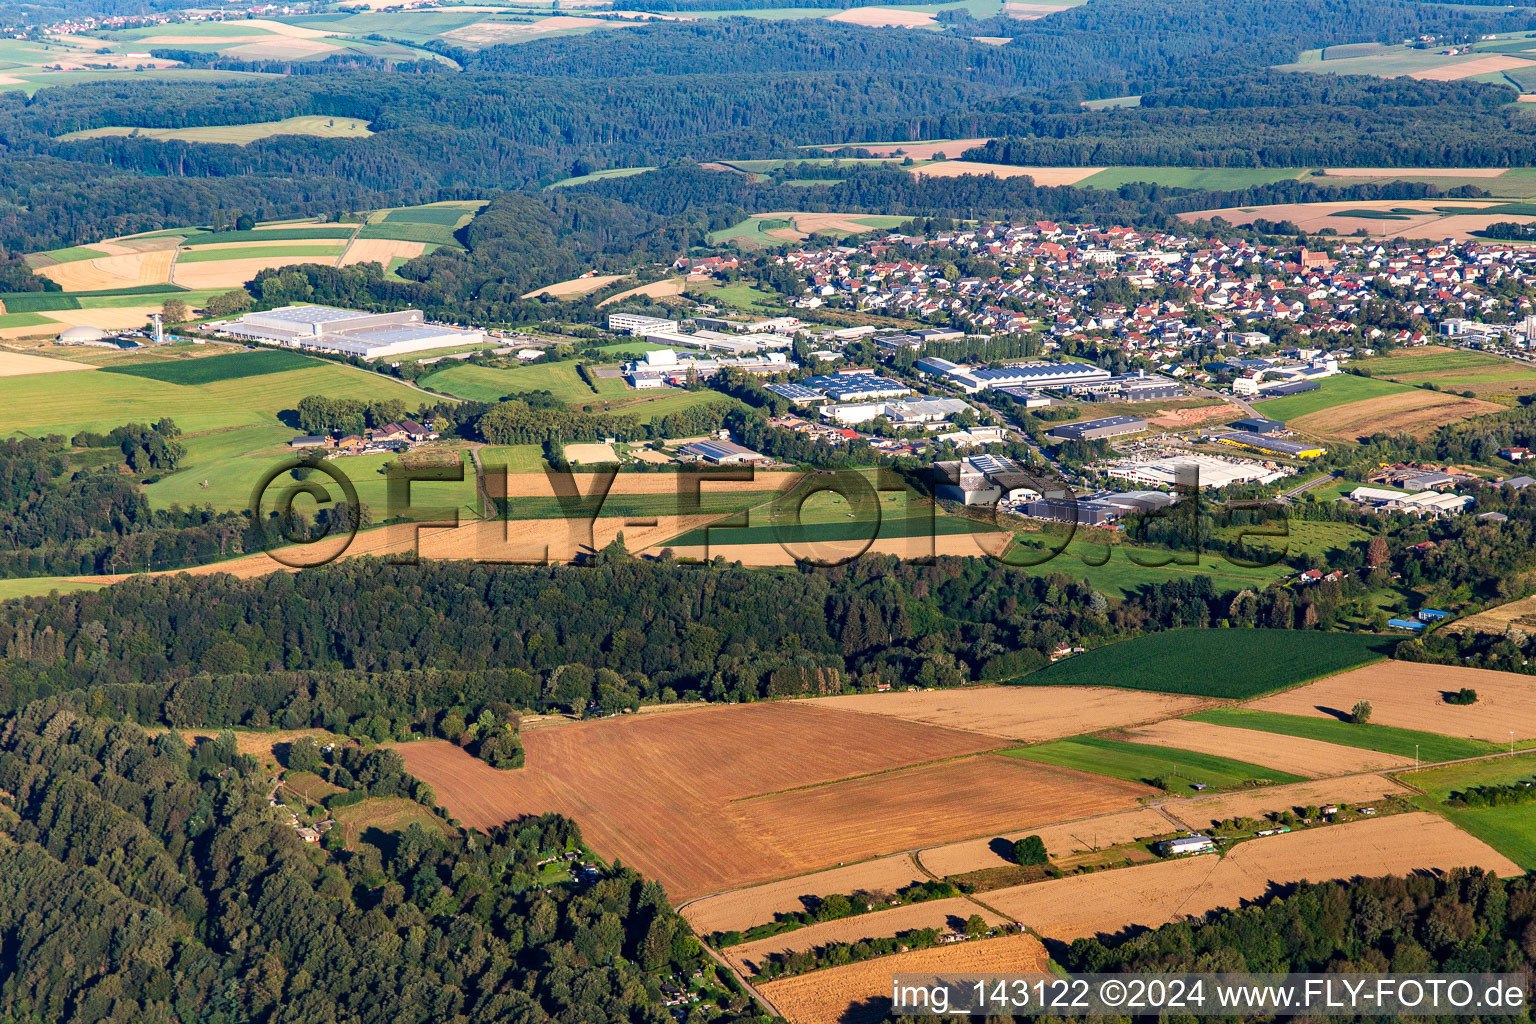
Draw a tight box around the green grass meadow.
[1007,628,1393,698]
[1403,754,1536,869]
[1251,373,1415,421]
[101,349,318,385]
[1190,708,1498,763]
[1004,736,1307,795]
[0,361,423,437]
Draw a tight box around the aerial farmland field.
[1251,373,1415,420]
[982,813,1519,942]
[58,115,373,145]
[1007,628,1392,697]
[392,702,1154,899]
[1246,661,1536,743]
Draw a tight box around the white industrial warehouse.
[217,305,484,360]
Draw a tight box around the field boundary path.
[700,941,784,1018]
[335,221,366,264]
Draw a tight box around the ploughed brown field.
[394,703,1151,899]
[985,813,1520,942]
[1244,661,1536,742]
[758,933,1049,1024]
[680,854,925,936]
[723,896,1007,975]
[806,686,1217,743]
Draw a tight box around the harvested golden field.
[1449,593,1536,636]
[443,16,618,44]
[224,37,339,59]
[1178,199,1518,243]
[1120,719,1413,777]
[730,756,1153,879]
[1166,774,1416,831]
[724,897,1006,975]
[522,274,627,299]
[173,254,342,289]
[681,854,925,935]
[1245,661,1536,743]
[598,278,686,305]
[0,350,93,376]
[342,238,428,267]
[1290,389,1501,441]
[394,703,1150,900]
[69,514,734,585]
[987,813,1519,941]
[820,138,993,159]
[826,6,934,26]
[562,441,618,463]
[393,705,997,898]
[1411,54,1536,81]
[40,249,174,289]
[659,530,1013,564]
[918,806,1176,877]
[760,933,1049,1024]
[805,686,1217,743]
[910,161,1097,183]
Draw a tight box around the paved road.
[1278,472,1336,502]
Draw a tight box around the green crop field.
[1190,709,1498,763]
[177,244,346,264]
[358,222,462,247]
[1079,167,1306,190]
[1404,754,1536,868]
[546,167,656,189]
[0,361,424,437]
[146,429,479,517]
[58,116,374,146]
[1004,736,1307,795]
[381,207,465,226]
[1251,374,1415,421]
[420,361,598,404]
[1007,628,1393,698]
[180,228,357,246]
[0,312,54,329]
[0,576,106,600]
[36,246,108,264]
[478,444,549,473]
[1351,348,1536,391]
[101,349,319,385]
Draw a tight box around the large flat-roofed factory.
[217,305,484,360]
[915,356,1112,393]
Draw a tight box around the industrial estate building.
[1107,453,1291,489]
[822,395,973,427]
[1211,431,1324,459]
[1048,415,1148,441]
[607,313,680,335]
[624,349,794,388]
[1348,486,1475,517]
[915,356,1112,393]
[219,305,484,360]
[800,371,913,402]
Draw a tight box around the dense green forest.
[1063,871,1526,976]
[0,556,1342,732]
[0,0,1531,252]
[0,700,756,1023]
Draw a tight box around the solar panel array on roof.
[764,382,822,402]
[969,454,1016,475]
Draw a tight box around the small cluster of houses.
[290,419,440,456]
